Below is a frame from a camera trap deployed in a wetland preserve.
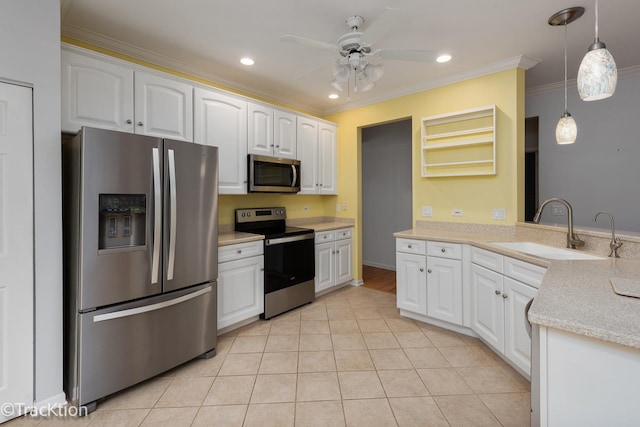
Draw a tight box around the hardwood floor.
[362,265,396,295]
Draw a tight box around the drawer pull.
[408,244,412,249]
[441,248,446,253]
[237,250,242,254]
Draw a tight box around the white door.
[134,71,193,141]
[247,103,273,156]
[194,88,247,194]
[427,257,462,325]
[314,241,334,293]
[217,256,264,330]
[470,264,504,352]
[503,277,537,375]
[335,238,353,285]
[61,49,134,133]
[396,252,427,315]
[318,122,337,194]
[0,82,34,422]
[274,110,296,159]
[296,117,318,194]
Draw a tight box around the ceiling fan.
[280,8,447,95]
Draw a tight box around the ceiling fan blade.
[280,35,337,52]
[377,49,438,62]
[360,7,401,45]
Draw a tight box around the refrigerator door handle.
[151,147,161,285]
[92,286,212,322]
[291,164,297,188]
[167,148,177,280]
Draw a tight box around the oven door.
[264,234,315,293]
[248,154,300,193]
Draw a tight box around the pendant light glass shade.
[556,112,577,145]
[577,0,617,101]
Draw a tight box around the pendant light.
[549,7,584,145]
[577,0,617,100]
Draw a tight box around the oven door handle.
[266,233,315,246]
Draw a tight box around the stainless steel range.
[235,207,315,318]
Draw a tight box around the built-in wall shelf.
[421,105,496,178]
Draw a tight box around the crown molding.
[526,64,640,97]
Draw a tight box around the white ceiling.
[60,0,640,116]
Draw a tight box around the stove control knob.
[247,212,251,217]
[241,212,245,217]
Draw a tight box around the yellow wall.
[325,68,525,281]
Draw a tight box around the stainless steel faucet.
[532,198,585,249]
[593,211,622,258]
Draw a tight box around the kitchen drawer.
[396,238,427,255]
[504,257,546,289]
[427,241,462,260]
[334,227,353,241]
[219,240,264,263]
[471,246,503,273]
[315,230,335,244]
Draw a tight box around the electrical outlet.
[552,206,565,216]
[335,204,340,213]
[422,206,433,217]
[492,208,506,220]
[342,201,348,211]
[452,209,464,217]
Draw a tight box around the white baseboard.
[362,261,396,271]
[351,279,364,287]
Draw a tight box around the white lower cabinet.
[217,241,264,330]
[470,247,545,376]
[314,228,353,294]
[396,239,463,326]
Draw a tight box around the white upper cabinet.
[247,103,274,156]
[194,87,248,194]
[248,104,297,159]
[61,49,134,133]
[134,71,193,141]
[274,109,297,159]
[318,122,337,194]
[61,46,193,141]
[297,117,337,195]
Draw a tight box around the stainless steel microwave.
[248,154,301,193]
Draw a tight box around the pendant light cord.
[564,22,568,113]
[595,0,599,40]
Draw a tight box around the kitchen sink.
[491,241,605,260]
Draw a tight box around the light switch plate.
[335,204,340,213]
[422,206,433,217]
[342,201,348,211]
[492,208,506,220]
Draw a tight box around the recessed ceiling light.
[240,57,255,66]
[436,54,452,63]
[328,93,339,99]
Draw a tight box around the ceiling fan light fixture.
[436,54,451,63]
[332,64,349,82]
[365,63,384,81]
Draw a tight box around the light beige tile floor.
[7,286,531,426]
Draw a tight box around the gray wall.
[362,120,412,269]
[526,72,640,233]
[0,1,63,403]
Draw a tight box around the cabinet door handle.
[494,290,502,295]
[126,119,132,124]
[276,145,280,148]
[502,294,508,299]
[137,121,143,126]
[419,268,424,272]
[441,248,446,253]
[427,269,432,274]
[260,268,264,271]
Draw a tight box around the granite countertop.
[218,231,264,246]
[394,227,640,350]
[296,221,354,232]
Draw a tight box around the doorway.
[361,119,412,295]
[525,116,539,222]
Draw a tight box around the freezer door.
[72,127,164,310]
[163,139,218,292]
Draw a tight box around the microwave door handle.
[151,147,161,285]
[167,149,177,281]
[291,164,297,188]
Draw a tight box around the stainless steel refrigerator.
[63,127,218,410]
